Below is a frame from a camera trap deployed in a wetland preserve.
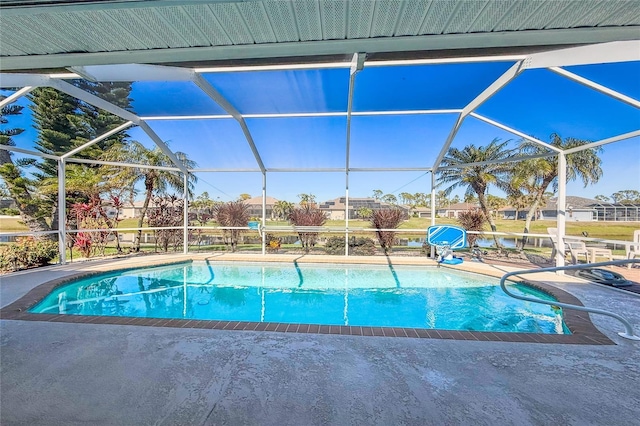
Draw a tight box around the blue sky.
[2,60,639,204]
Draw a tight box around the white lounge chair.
[548,227,589,265]
[626,230,640,269]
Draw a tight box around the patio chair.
[548,227,589,264]
[626,230,640,269]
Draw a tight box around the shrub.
[0,207,20,216]
[457,209,486,247]
[213,200,250,252]
[325,236,376,255]
[370,208,405,254]
[265,233,281,253]
[0,237,58,272]
[147,195,184,252]
[288,205,327,252]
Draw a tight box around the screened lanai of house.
[1,0,639,265]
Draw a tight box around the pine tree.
[0,95,52,233]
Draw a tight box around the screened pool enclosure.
[1,6,639,267]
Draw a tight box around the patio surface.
[1,254,639,425]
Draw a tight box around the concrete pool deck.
[2,254,640,425]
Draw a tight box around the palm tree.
[514,134,602,248]
[105,141,197,252]
[297,193,316,207]
[398,192,413,206]
[436,139,515,249]
[272,200,294,221]
[357,206,373,219]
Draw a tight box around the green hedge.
[325,236,376,256]
[0,237,58,272]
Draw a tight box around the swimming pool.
[30,261,567,334]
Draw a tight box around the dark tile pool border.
[0,260,614,345]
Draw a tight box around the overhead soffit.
[0,0,639,70]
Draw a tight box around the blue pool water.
[30,261,567,334]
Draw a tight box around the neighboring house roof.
[243,196,279,206]
[439,203,478,211]
[319,197,406,211]
[125,201,147,208]
[542,196,599,211]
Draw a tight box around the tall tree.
[398,192,413,206]
[515,134,602,248]
[272,200,294,220]
[412,192,429,207]
[487,194,507,219]
[611,190,640,204]
[16,84,132,231]
[435,190,450,208]
[297,193,316,207]
[381,194,397,205]
[105,141,197,252]
[436,139,515,248]
[0,95,53,233]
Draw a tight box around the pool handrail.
[499,259,640,341]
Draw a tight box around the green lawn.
[2,215,638,241]
[0,217,32,232]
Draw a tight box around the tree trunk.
[519,200,541,250]
[0,161,53,237]
[477,191,501,250]
[519,176,554,250]
[134,189,153,252]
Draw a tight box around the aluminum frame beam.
[524,40,640,70]
[61,121,134,159]
[469,113,563,153]
[58,159,66,264]
[192,74,266,173]
[0,144,59,160]
[66,157,181,172]
[437,152,558,171]
[556,152,568,270]
[137,121,189,174]
[0,73,51,87]
[549,66,640,109]
[47,80,188,173]
[51,80,140,123]
[0,86,34,108]
[345,52,366,256]
[432,60,525,171]
[139,110,463,121]
[563,130,640,155]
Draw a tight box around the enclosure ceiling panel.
[1,0,638,70]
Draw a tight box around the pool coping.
[0,256,614,345]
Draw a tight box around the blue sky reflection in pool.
[30,262,567,334]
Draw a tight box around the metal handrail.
[499,259,640,341]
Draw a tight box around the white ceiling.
[1,0,639,70]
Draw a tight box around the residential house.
[318,197,408,220]
[411,207,432,218]
[243,196,278,219]
[436,202,478,218]
[120,200,148,219]
[499,196,598,222]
